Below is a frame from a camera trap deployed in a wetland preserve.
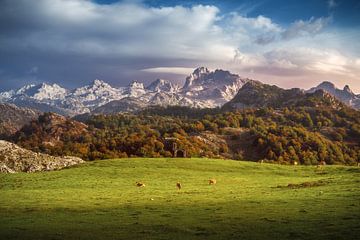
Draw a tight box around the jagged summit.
[182,67,249,103]
[25,83,67,100]
[146,79,179,93]
[128,81,145,89]
[89,79,111,88]
[5,83,68,101]
[343,85,353,94]
[183,67,210,88]
[308,81,359,108]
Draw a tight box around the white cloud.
[141,67,195,75]
[226,13,282,45]
[282,17,331,40]
[231,46,360,81]
[0,0,234,61]
[0,0,359,92]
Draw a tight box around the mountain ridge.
[0,69,359,116]
[0,67,249,115]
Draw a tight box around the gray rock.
[0,140,84,173]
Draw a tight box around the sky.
[0,0,360,93]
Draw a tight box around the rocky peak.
[15,84,36,95]
[83,79,114,91]
[14,83,68,100]
[307,81,359,109]
[317,81,336,90]
[343,85,353,94]
[183,67,210,88]
[129,81,145,89]
[91,79,107,87]
[146,79,178,93]
[241,80,264,89]
[193,66,210,76]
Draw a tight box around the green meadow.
[1,158,359,240]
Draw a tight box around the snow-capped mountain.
[182,67,249,105]
[0,83,67,101]
[67,79,124,108]
[122,81,146,97]
[146,79,179,93]
[3,68,357,115]
[307,81,360,109]
[0,67,250,115]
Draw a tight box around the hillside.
[11,101,360,165]
[1,158,359,239]
[223,81,346,110]
[0,103,41,138]
[0,140,83,173]
[13,112,89,155]
[7,77,360,165]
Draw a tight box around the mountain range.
[0,67,359,116]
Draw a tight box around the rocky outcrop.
[0,140,84,173]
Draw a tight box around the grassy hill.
[1,158,359,240]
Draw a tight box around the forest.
[11,103,360,165]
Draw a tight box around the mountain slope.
[13,112,89,151]
[308,81,360,109]
[146,79,179,93]
[0,103,41,137]
[224,80,346,110]
[92,97,147,114]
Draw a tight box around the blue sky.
[98,0,360,27]
[0,0,359,92]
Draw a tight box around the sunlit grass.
[1,158,359,240]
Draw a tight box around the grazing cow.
[209,179,217,185]
[136,182,145,187]
[176,182,182,190]
[317,160,326,169]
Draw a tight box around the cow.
[209,179,217,185]
[136,182,145,187]
[176,182,182,190]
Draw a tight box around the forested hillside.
[11,101,360,165]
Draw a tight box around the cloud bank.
[0,0,359,92]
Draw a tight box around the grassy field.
[1,158,359,240]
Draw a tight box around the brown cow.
[136,181,145,187]
[209,179,217,185]
[176,182,182,190]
